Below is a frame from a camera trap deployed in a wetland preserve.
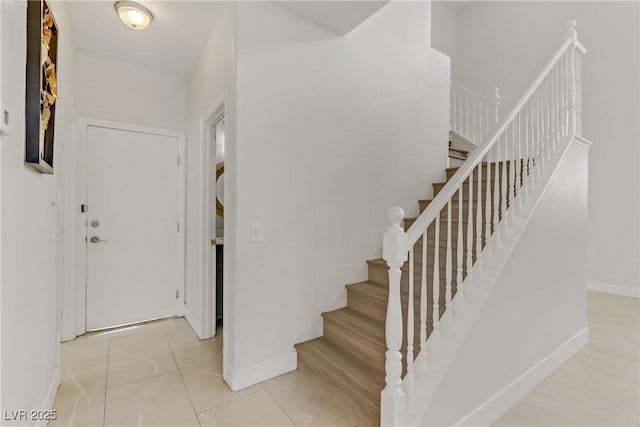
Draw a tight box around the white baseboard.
[456,327,589,426]
[36,367,60,426]
[184,306,206,339]
[224,350,297,391]
[588,281,639,299]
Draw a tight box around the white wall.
[185,3,234,339]
[451,1,640,296]
[431,1,457,59]
[420,139,590,425]
[226,0,449,384]
[75,53,188,131]
[1,0,77,419]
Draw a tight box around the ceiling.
[66,1,228,77]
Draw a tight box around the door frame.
[68,117,186,337]
[201,101,226,340]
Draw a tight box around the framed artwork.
[25,0,58,174]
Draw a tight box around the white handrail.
[410,34,584,245]
[380,21,587,426]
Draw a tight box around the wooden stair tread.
[295,338,383,412]
[322,308,385,345]
[345,281,388,302]
[347,280,438,306]
[367,258,464,274]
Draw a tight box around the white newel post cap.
[383,207,408,264]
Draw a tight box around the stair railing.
[380,21,586,426]
[450,83,507,145]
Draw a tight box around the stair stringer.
[400,135,592,426]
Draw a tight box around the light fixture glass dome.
[114,1,153,30]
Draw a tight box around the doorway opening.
[206,107,225,338]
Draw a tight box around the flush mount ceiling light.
[114,1,153,30]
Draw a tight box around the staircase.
[296,21,587,427]
[295,147,519,425]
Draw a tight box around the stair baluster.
[445,201,452,310]
[432,215,440,333]
[466,173,474,276]
[405,247,415,395]
[456,186,464,300]
[476,159,483,258]
[420,226,428,351]
[485,150,492,243]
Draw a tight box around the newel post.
[381,207,408,426]
[565,20,578,136]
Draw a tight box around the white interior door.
[86,126,179,330]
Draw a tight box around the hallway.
[51,318,358,426]
[51,292,639,426]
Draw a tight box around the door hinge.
[177,155,181,166]
[177,222,180,232]
[176,290,179,299]
[81,204,87,213]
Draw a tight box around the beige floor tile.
[553,392,639,426]
[580,372,640,414]
[49,416,104,427]
[52,383,106,426]
[107,329,177,388]
[262,371,358,426]
[567,345,640,384]
[175,341,261,413]
[528,364,592,403]
[163,317,216,353]
[307,400,360,427]
[52,355,108,426]
[493,397,572,426]
[198,389,294,426]
[60,334,109,366]
[104,371,199,427]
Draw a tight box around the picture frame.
[25,0,58,174]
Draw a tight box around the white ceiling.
[66,1,229,77]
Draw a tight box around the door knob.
[90,236,107,243]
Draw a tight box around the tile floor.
[52,291,639,426]
[494,291,639,426]
[51,318,358,426]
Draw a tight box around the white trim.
[588,281,640,299]
[455,328,589,427]
[202,100,226,340]
[224,351,297,391]
[36,367,60,427]
[184,305,206,339]
[67,117,186,337]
